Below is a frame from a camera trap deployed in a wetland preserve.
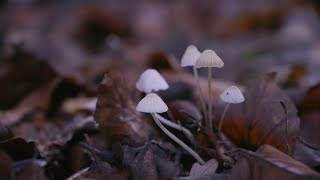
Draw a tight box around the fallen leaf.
[0,138,36,161]
[0,48,57,110]
[168,100,202,129]
[216,73,300,155]
[300,83,320,113]
[17,160,48,180]
[67,162,128,180]
[144,51,182,73]
[94,70,153,146]
[218,145,320,180]
[189,159,218,179]
[0,150,15,180]
[130,143,180,180]
[294,141,320,169]
[294,112,320,168]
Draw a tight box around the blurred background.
[1,0,320,179]
[1,0,320,86]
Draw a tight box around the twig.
[280,101,291,154]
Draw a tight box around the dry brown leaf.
[94,70,153,146]
[130,143,180,180]
[218,145,320,180]
[17,160,48,180]
[0,150,15,180]
[0,49,57,110]
[0,138,36,161]
[300,83,320,113]
[216,73,300,155]
[67,162,128,180]
[294,112,320,168]
[168,100,203,129]
[189,159,218,179]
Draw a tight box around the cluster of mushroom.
[135,45,245,164]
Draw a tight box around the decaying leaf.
[168,100,202,129]
[94,70,153,146]
[66,162,128,180]
[0,49,57,110]
[218,145,320,180]
[130,143,180,180]
[216,73,300,155]
[0,138,36,161]
[189,159,218,179]
[294,112,320,168]
[144,51,182,73]
[12,114,97,158]
[300,83,320,113]
[294,141,320,169]
[17,160,48,180]
[0,150,15,180]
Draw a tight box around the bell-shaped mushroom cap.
[195,50,224,68]
[136,69,169,93]
[220,86,245,104]
[136,93,168,113]
[180,45,201,67]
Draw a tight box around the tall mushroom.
[136,93,205,164]
[195,50,224,133]
[218,86,245,131]
[136,68,169,93]
[180,45,207,126]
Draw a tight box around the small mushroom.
[136,93,205,164]
[181,45,201,67]
[195,50,224,133]
[180,45,207,124]
[136,69,169,93]
[218,86,245,131]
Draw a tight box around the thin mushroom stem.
[193,66,207,128]
[208,67,213,133]
[218,103,230,132]
[151,113,205,164]
[155,113,195,143]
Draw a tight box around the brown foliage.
[218,73,300,155]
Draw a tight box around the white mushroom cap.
[195,50,224,68]
[136,93,168,113]
[180,45,201,67]
[136,69,169,93]
[220,86,245,104]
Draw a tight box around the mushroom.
[180,45,207,126]
[136,69,169,93]
[136,93,205,164]
[136,68,194,140]
[218,86,245,131]
[195,50,224,133]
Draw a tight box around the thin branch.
[280,101,292,154]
